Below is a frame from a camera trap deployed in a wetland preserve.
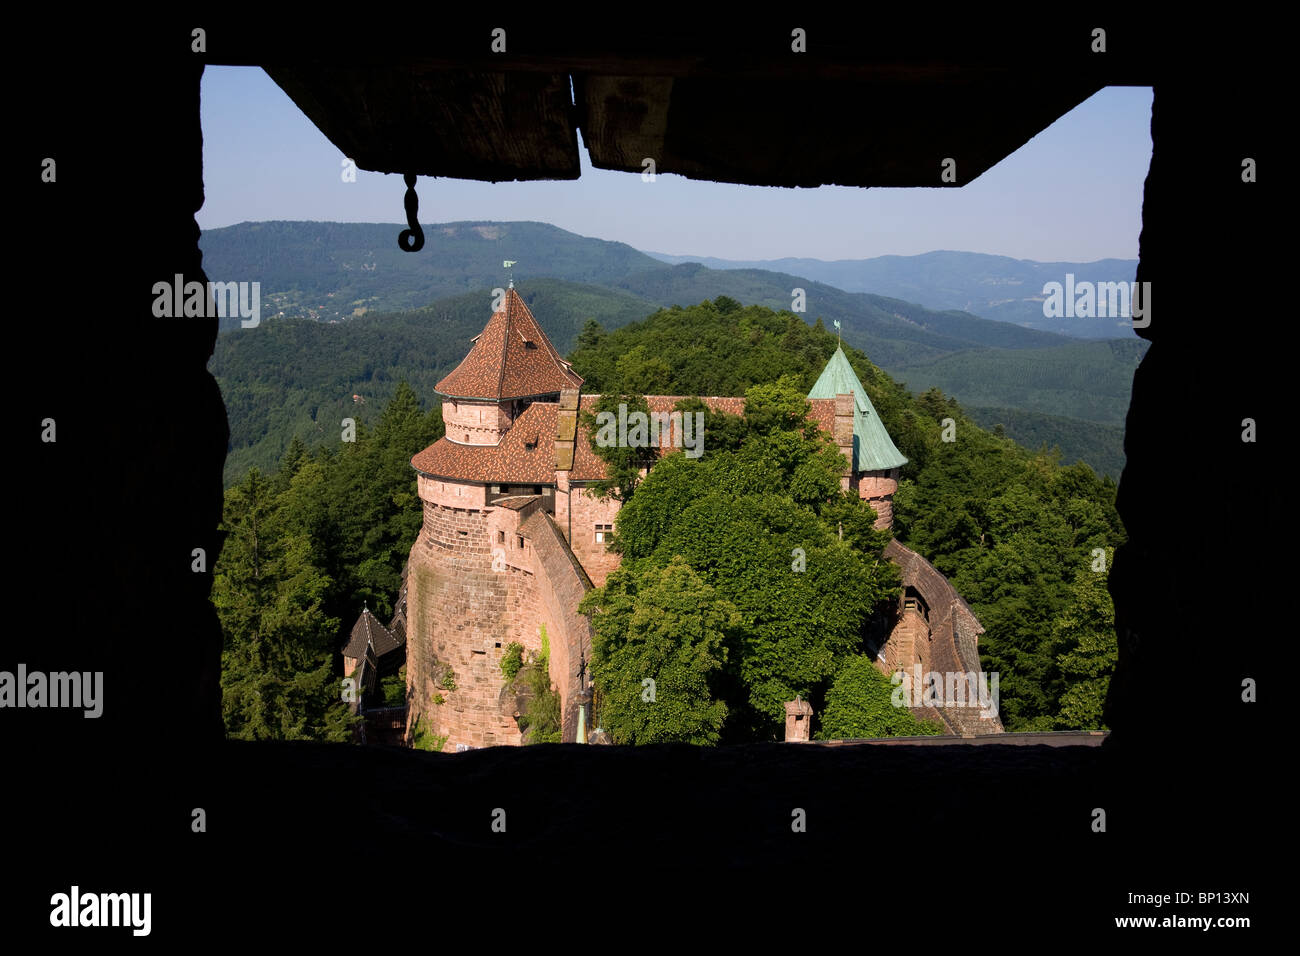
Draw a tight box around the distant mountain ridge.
[201,221,1143,482]
[644,248,1141,338]
[200,221,1077,367]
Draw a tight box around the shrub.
[411,715,447,752]
[500,642,525,681]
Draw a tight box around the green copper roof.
[808,347,908,472]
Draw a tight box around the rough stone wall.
[525,511,596,741]
[406,478,599,748]
[406,483,522,750]
[878,603,928,679]
[858,469,897,530]
[442,399,509,445]
[561,485,622,588]
[421,474,488,509]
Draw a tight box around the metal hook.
[397,172,425,252]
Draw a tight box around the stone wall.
[560,485,622,588]
[406,484,522,750]
[442,398,512,445]
[407,478,600,747]
[857,469,898,530]
[420,474,487,510]
[525,510,597,740]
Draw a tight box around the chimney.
[554,387,579,471]
[833,393,854,491]
[784,696,814,742]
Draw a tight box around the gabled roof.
[434,287,584,400]
[343,606,403,660]
[808,347,908,472]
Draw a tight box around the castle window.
[497,530,505,544]
[595,523,613,543]
[517,535,525,549]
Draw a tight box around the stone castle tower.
[403,288,1000,749]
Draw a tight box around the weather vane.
[503,260,517,288]
[833,318,842,347]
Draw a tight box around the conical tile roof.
[434,287,584,400]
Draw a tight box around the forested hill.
[211,290,1136,485]
[199,220,664,320]
[213,298,1125,741]
[200,221,1073,366]
[645,248,1142,339]
[210,277,659,484]
[204,221,1142,482]
[569,298,1126,732]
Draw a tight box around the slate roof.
[883,539,1002,734]
[343,606,403,660]
[388,576,408,645]
[807,346,908,472]
[434,287,584,400]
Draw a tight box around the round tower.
[807,346,908,530]
[405,286,584,750]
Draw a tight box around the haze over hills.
[646,249,1141,339]
[201,221,1073,365]
[201,220,1145,482]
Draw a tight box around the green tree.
[1051,549,1118,730]
[817,655,943,739]
[604,377,900,739]
[579,391,655,503]
[582,556,734,745]
[214,468,355,742]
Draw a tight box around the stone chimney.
[833,393,855,492]
[784,696,814,742]
[554,387,579,471]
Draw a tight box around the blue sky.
[199,66,1151,263]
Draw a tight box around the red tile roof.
[434,287,584,400]
[412,394,842,485]
[412,401,560,484]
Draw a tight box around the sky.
[199,66,1151,263]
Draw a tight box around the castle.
[390,286,1002,749]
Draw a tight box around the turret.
[808,346,908,529]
